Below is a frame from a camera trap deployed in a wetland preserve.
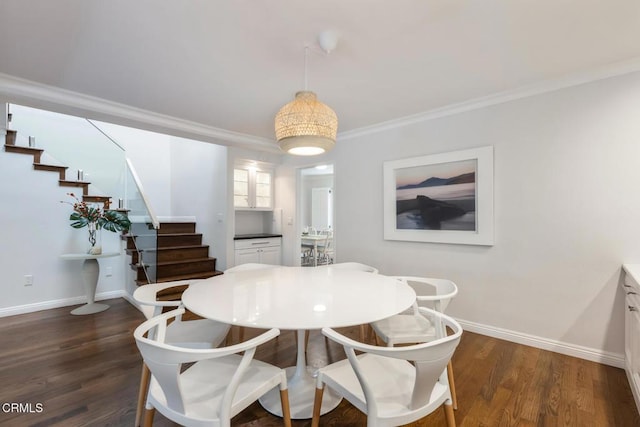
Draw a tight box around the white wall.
[95,121,173,216]
[169,136,228,269]
[310,71,640,363]
[0,109,230,312]
[0,101,126,314]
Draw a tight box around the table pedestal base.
[67,257,112,316]
[259,329,341,418]
[259,365,341,419]
[71,303,110,315]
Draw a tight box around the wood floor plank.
[0,298,638,426]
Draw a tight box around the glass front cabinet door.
[234,167,273,210]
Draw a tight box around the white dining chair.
[311,308,462,427]
[370,276,459,409]
[132,280,231,427]
[301,232,317,266]
[135,308,292,427]
[316,231,334,266]
[320,262,380,341]
[326,262,379,274]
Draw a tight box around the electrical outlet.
[24,275,33,286]
[105,266,113,277]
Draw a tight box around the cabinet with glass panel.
[233,166,273,210]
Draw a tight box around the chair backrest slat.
[322,308,462,419]
[410,314,460,409]
[394,276,458,313]
[134,308,280,420]
[328,262,379,274]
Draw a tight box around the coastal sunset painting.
[383,146,494,245]
[395,159,477,231]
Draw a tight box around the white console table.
[622,264,640,413]
[60,252,119,315]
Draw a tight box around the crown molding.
[0,72,280,153]
[338,56,640,141]
[3,56,640,149]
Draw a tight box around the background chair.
[370,276,459,409]
[135,308,291,427]
[316,231,334,266]
[321,262,379,341]
[301,232,317,266]
[133,280,231,427]
[311,308,462,427]
[325,262,379,274]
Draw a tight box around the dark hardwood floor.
[0,298,637,426]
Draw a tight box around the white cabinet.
[234,237,282,266]
[622,264,640,413]
[234,167,273,210]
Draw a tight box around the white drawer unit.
[622,264,640,413]
[234,236,282,266]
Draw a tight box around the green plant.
[62,193,131,233]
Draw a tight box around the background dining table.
[300,234,330,266]
[182,265,416,419]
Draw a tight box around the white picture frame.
[383,146,494,246]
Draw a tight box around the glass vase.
[87,222,102,255]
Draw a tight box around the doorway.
[298,164,335,266]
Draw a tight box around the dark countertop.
[234,233,283,240]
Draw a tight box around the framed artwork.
[383,146,494,245]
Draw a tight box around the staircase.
[126,221,223,285]
[4,130,111,204]
[4,122,223,286]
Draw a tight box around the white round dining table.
[182,265,416,419]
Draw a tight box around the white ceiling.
[1,0,640,146]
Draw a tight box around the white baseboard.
[0,296,625,369]
[457,318,625,368]
[0,290,127,318]
[121,293,145,315]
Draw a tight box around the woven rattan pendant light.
[275,34,338,156]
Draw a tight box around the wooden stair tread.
[127,221,216,285]
[158,222,197,234]
[59,180,90,185]
[59,180,90,195]
[4,144,43,153]
[157,257,216,266]
[126,244,209,253]
[136,270,223,285]
[5,144,44,162]
[126,233,203,238]
[83,195,111,202]
[134,257,216,267]
[33,163,68,171]
[33,163,68,180]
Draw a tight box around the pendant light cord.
[304,45,309,91]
